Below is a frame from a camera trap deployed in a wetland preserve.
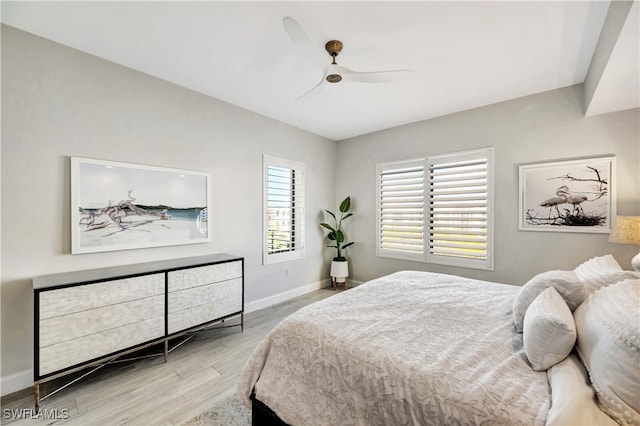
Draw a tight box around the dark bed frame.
[250,393,288,425]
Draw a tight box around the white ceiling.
[2,1,638,141]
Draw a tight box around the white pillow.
[581,270,640,296]
[573,254,622,282]
[546,353,617,425]
[523,287,577,371]
[574,279,640,425]
[513,270,584,332]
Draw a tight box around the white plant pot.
[330,259,349,283]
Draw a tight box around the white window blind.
[263,156,305,265]
[377,148,493,270]
[376,160,425,260]
[427,150,491,269]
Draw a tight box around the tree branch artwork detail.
[79,190,171,232]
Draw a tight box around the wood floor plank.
[1,287,339,426]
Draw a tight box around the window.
[377,148,493,270]
[263,155,305,264]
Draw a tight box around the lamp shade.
[609,216,640,245]
[609,216,640,272]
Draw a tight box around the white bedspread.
[238,271,551,425]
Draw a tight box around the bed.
[238,256,640,426]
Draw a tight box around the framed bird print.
[518,156,616,233]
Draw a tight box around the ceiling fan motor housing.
[325,40,343,58]
[325,40,343,82]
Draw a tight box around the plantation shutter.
[427,149,492,268]
[266,165,297,253]
[263,156,305,264]
[376,148,493,270]
[376,160,425,259]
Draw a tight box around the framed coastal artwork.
[71,157,210,254]
[518,156,616,233]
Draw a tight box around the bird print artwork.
[538,185,590,221]
[539,186,569,218]
[521,158,612,231]
[557,186,588,214]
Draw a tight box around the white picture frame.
[71,157,211,254]
[519,156,616,233]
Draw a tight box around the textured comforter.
[238,271,550,425]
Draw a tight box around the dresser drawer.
[39,316,164,375]
[39,295,165,347]
[39,273,165,319]
[167,260,242,292]
[168,277,242,334]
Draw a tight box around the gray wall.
[1,26,336,391]
[336,86,639,285]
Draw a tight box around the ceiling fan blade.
[295,76,328,102]
[343,69,414,83]
[283,16,327,72]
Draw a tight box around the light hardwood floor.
[1,287,340,425]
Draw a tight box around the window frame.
[263,155,305,265]
[376,148,494,271]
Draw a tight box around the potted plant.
[321,196,354,288]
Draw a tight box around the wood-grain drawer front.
[39,273,164,320]
[39,295,164,348]
[39,316,164,376]
[168,261,242,292]
[168,278,242,334]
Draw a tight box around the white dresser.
[32,253,243,408]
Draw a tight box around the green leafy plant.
[320,196,354,261]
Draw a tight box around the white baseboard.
[2,278,342,397]
[1,369,32,397]
[245,279,331,313]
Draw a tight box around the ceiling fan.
[283,16,413,101]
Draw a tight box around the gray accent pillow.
[513,270,584,332]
